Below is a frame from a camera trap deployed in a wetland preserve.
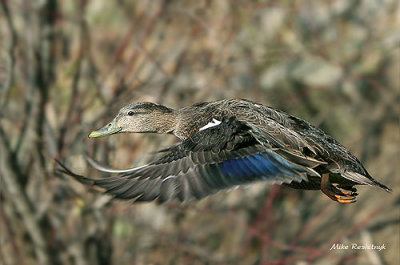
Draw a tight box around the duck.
[58,99,391,204]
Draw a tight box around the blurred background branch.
[0,0,399,264]
[0,0,16,109]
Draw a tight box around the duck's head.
[88,102,176,138]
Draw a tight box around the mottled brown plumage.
[58,99,390,204]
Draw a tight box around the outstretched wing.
[58,117,321,203]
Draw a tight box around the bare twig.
[0,141,51,265]
[0,199,24,265]
[57,1,87,157]
[0,0,17,110]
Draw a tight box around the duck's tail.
[342,170,391,192]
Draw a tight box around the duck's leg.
[321,173,358,203]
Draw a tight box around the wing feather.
[58,117,323,203]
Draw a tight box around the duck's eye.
[127,111,134,116]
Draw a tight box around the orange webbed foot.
[321,174,358,204]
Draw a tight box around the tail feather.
[342,171,391,192]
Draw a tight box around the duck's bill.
[88,124,122,138]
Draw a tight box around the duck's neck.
[157,111,178,134]
[170,109,198,140]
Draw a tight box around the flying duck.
[58,99,390,204]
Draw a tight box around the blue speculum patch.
[217,152,285,181]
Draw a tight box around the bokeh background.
[1,1,399,264]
